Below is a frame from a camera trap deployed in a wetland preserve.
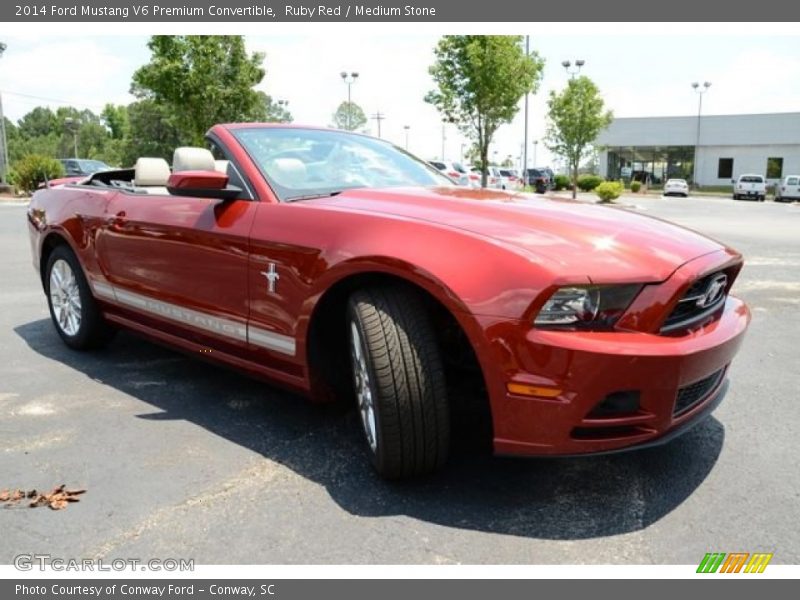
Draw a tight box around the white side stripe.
[90,281,295,356]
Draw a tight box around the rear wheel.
[45,245,114,350]
[347,285,450,479]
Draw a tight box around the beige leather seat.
[173,147,216,172]
[133,158,170,194]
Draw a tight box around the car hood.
[312,187,727,282]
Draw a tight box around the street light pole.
[561,59,585,80]
[403,125,410,150]
[0,41,8,184]
[522,35,530,180]
[691,81,711,189]
[276,99,289,123]
[64,117,79,158]
[339,71,359,130]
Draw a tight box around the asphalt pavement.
[0,195,798,564]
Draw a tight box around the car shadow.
[15,319,724,541]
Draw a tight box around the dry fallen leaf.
[2,485,86,510]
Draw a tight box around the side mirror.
[167,170,241,201]
[731,179,735,184]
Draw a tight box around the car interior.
[79,147,234,196]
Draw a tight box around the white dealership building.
[596,112,800,186]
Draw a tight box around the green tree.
[331,101,367,131]
[17,107,58,139]
[545,76,613,198]
[102,104,130,140]
[121,99,183,166]
[425,35,544,187]
[132,35,268,145]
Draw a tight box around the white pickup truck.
[732,174,766,201]
[774,175,800,202]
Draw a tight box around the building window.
[718,158,733,179]
[767,157,783,179]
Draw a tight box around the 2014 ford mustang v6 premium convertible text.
[27,124,750,478]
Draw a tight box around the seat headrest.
[134,158,171,187]
[269,158,307,188]
[173,147,216,172]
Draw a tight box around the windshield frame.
[231,126,454,202]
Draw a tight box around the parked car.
[499,169,522,189]
[58,158,113,177]
[429,160,470,187]
[525,167,554,189]
[732,174,766,201]
[470,166,502,188]
[663,179,689,197]
[488,166,509,189]
[774,175,800,202]
[28,124,750,479]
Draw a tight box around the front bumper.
[480,295,749,457]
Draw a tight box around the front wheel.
[45,245,115,350]
[347,285,450,479]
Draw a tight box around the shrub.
[11,155,64,194]
[553,174,570,191]
[595,181,624,203]
[577,174,604,192]
[630,180,642,193]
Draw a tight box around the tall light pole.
[339,71,359,130]
[562,59,585,80]
[0,41,8,184]
[276,99,289,123]
[64,117,79,158]
[522,35,530,179]
[441,116,454,160]
[691,81,711,188]
[403,125,410,150]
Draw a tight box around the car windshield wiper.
[284,190,345,202]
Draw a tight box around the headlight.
[534,285,642,329]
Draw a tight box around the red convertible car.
[27,124,750,478]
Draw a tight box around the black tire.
[347,285,450,479]
[45,245,115,350]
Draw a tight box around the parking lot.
[1,195,798,565]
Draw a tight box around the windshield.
[667,179,686,184]
[78,160,110,173]
[740,176,763,183]
[232,127,453,201]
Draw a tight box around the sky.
[1,32,799,168]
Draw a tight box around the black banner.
[2,0,800,22]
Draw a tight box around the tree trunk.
[572,163,578,199]
[480,145,488,188]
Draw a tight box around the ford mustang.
[27,124,750,479]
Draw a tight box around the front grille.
[661,271,729,333]
[674,369,724,416]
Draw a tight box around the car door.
[95,190,258,351]
[788,176,800,198]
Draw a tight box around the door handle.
[107,211,127,230]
